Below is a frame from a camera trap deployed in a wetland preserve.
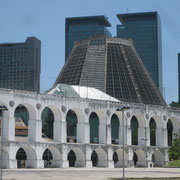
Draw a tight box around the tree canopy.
[168,133,180,160]
[169,101,180,108]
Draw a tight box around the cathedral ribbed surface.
[55,35,166,106]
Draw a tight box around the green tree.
[169,101,180,108]
[168,133,180,160]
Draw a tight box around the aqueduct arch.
[42,146,61,168]
[90,110,106,144]
[67,147,85,167]
[91,148,108,167]
[153,150,165,166]
[114,149,128,167]
[16,146,37,168]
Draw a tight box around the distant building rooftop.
[66,15,111,27]
[117,12,157,24]
[46,84,120,102]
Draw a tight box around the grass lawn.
[111,178,180,180]
[168,160,180,167]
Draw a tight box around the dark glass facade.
[0,37,41,92]
[65,16,111,60]
[178,53,180,103]
[116,12,162,93]
[55,35,166,106]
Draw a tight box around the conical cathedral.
[54,35,166,106]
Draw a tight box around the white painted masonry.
[0,88,180,169]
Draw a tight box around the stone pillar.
[107,148,114,168]
[36,147,46,168]
[84,122,90,143]
[85,160,92,167]
[163,128,168,147]
[53,120,61,142]
[126,125,131,145]
[146,152,152,168]
[77,120,90,143]
[28,118,42,142]
[106,124,111,145]
[8,146,17,169]
[61,145,69,168]
[85,146,92,168]
[2,110,15,141]
[156,128,163,146]
[127,149,134,167]
[157,127,167,147]
[145,127,150,146]
[9,159,17,169]
[138,127,145,145]
[99,123,106,144]
[36,159,44,168]
[119,125,123,144]
[60,113,67,143]
[0,151,9,169]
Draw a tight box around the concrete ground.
[2,167,180,180]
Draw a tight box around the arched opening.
[89,112,99,143]
[16,146,37,168]
[42,107,54,139]
[167,119,173,146]
[135,150,146,167]
[43,147,61,168]
[91,151,98,167]
[149,118,156,146]
[68,150,76,167]
[16,148,27,168]
[14,105,29,139]
[153,150,165,166]
[71,148,85,167]
[131,116,138,145]
[91,148,107,167]
[42,149,53,168]
[133,152,138,167]
[111,114,119,144]
[114,149,128,167]
[113,152,118,166]
[66,110,77,143]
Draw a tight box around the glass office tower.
[116,12,162,93]
[65,15,111,60]
[178,53,180,103]
[0,37,41,92]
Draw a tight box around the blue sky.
[0,0,180,104]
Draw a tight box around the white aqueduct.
[0,88,180,169]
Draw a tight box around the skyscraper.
[65,15,111,60]
[0,37,41,92]
[55,35,166,106]
[116,12,162,93]
[178,53,180,103]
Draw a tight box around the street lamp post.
[0,105,8,180]
[117,106,130,180]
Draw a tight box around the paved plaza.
[2,168,180,180]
